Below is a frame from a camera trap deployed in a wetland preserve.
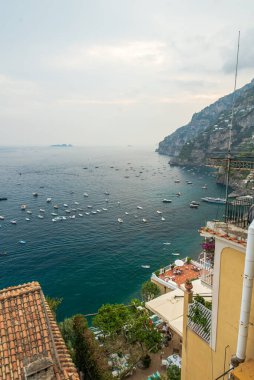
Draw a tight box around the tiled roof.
[0,281,79,380]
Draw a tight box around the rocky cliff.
[157,79,254,166]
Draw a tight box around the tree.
[73,315,113,380]
[59,317,76,359]
[93,304,131,336]
[45,296,63,319]
[127,314,162,354]
[141,281,160,302]
[167,364,181,380]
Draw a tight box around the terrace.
[151,260,207,292]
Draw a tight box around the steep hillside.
[157,79,254,166]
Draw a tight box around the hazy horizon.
[1,1,254,146]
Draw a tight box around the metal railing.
[225,197,254,229]
[187,301,212,344]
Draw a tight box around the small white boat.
[104,191,110,195]
[172,252,180,256]
[162,199,172,203]
[39,209,45,213]
[118,218,123,223]
[26,210,32,214]
[52,218,57,222]
[117,201,121,205]
[83,193,89,197]
[141,265,150,269]
[85,212,90,215]
[62,216,67,220]
[137,206,143,210]
[10,220,17,225]
[38,215,44,219]
[25,218,30,221]
[97,209,101,213]
[92,211,97,214]
[78,213,83,217]
[77,208,83,211]
[142,218,147,223]
[163,242,171,245]
[46,198,52,203]
[202,185,207,189]
[87,205,93,208]
[186,181,192,185]
[74,201,79,205]
[65,210,71,213]
[51,212,58,216]
[190,203,199,209]
[69,215,76,219]
[53,205,59,209]
[20,204,27,210]
[33,192,38,197]
[176,192,181,196]
[0,216,5,220]
[63,204,68,207]
[174,180,180,183]
[161,217,165,221]
[156,210,162,214]
[102,208,108,211]
[19,240,26,244]
[125,212,129,215]
[105,199,109,202]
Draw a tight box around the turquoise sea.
[0,146,225,320]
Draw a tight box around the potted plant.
[142,354,151,368]
[185,279,193,291]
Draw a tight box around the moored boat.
[162,199,172,203]
[201,197,226,204]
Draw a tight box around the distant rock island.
[51,144,73,147]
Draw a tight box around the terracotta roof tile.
[0,282,79,380]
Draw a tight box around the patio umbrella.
[175,259,184,267]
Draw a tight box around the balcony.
[225,196,254,229]
[187,301,212,344]
[151,260,205,291]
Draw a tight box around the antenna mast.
[224,31,240,218]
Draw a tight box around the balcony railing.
[151,273,178,291]
[201,269,213,287]
[187,301,212,344]
[225,197,254,229]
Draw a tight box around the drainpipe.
[231,219,254,367]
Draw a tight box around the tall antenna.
[224,31,241,218]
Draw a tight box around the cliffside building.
[181,220,254,380]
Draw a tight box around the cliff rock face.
[157,79,254,166]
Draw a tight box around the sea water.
[0,146,225,319]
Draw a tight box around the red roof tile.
[0,282,79,380]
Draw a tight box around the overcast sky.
[1,0,254,147]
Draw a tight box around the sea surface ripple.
[0,146,225,319]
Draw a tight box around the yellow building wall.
[182,245,254,380]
